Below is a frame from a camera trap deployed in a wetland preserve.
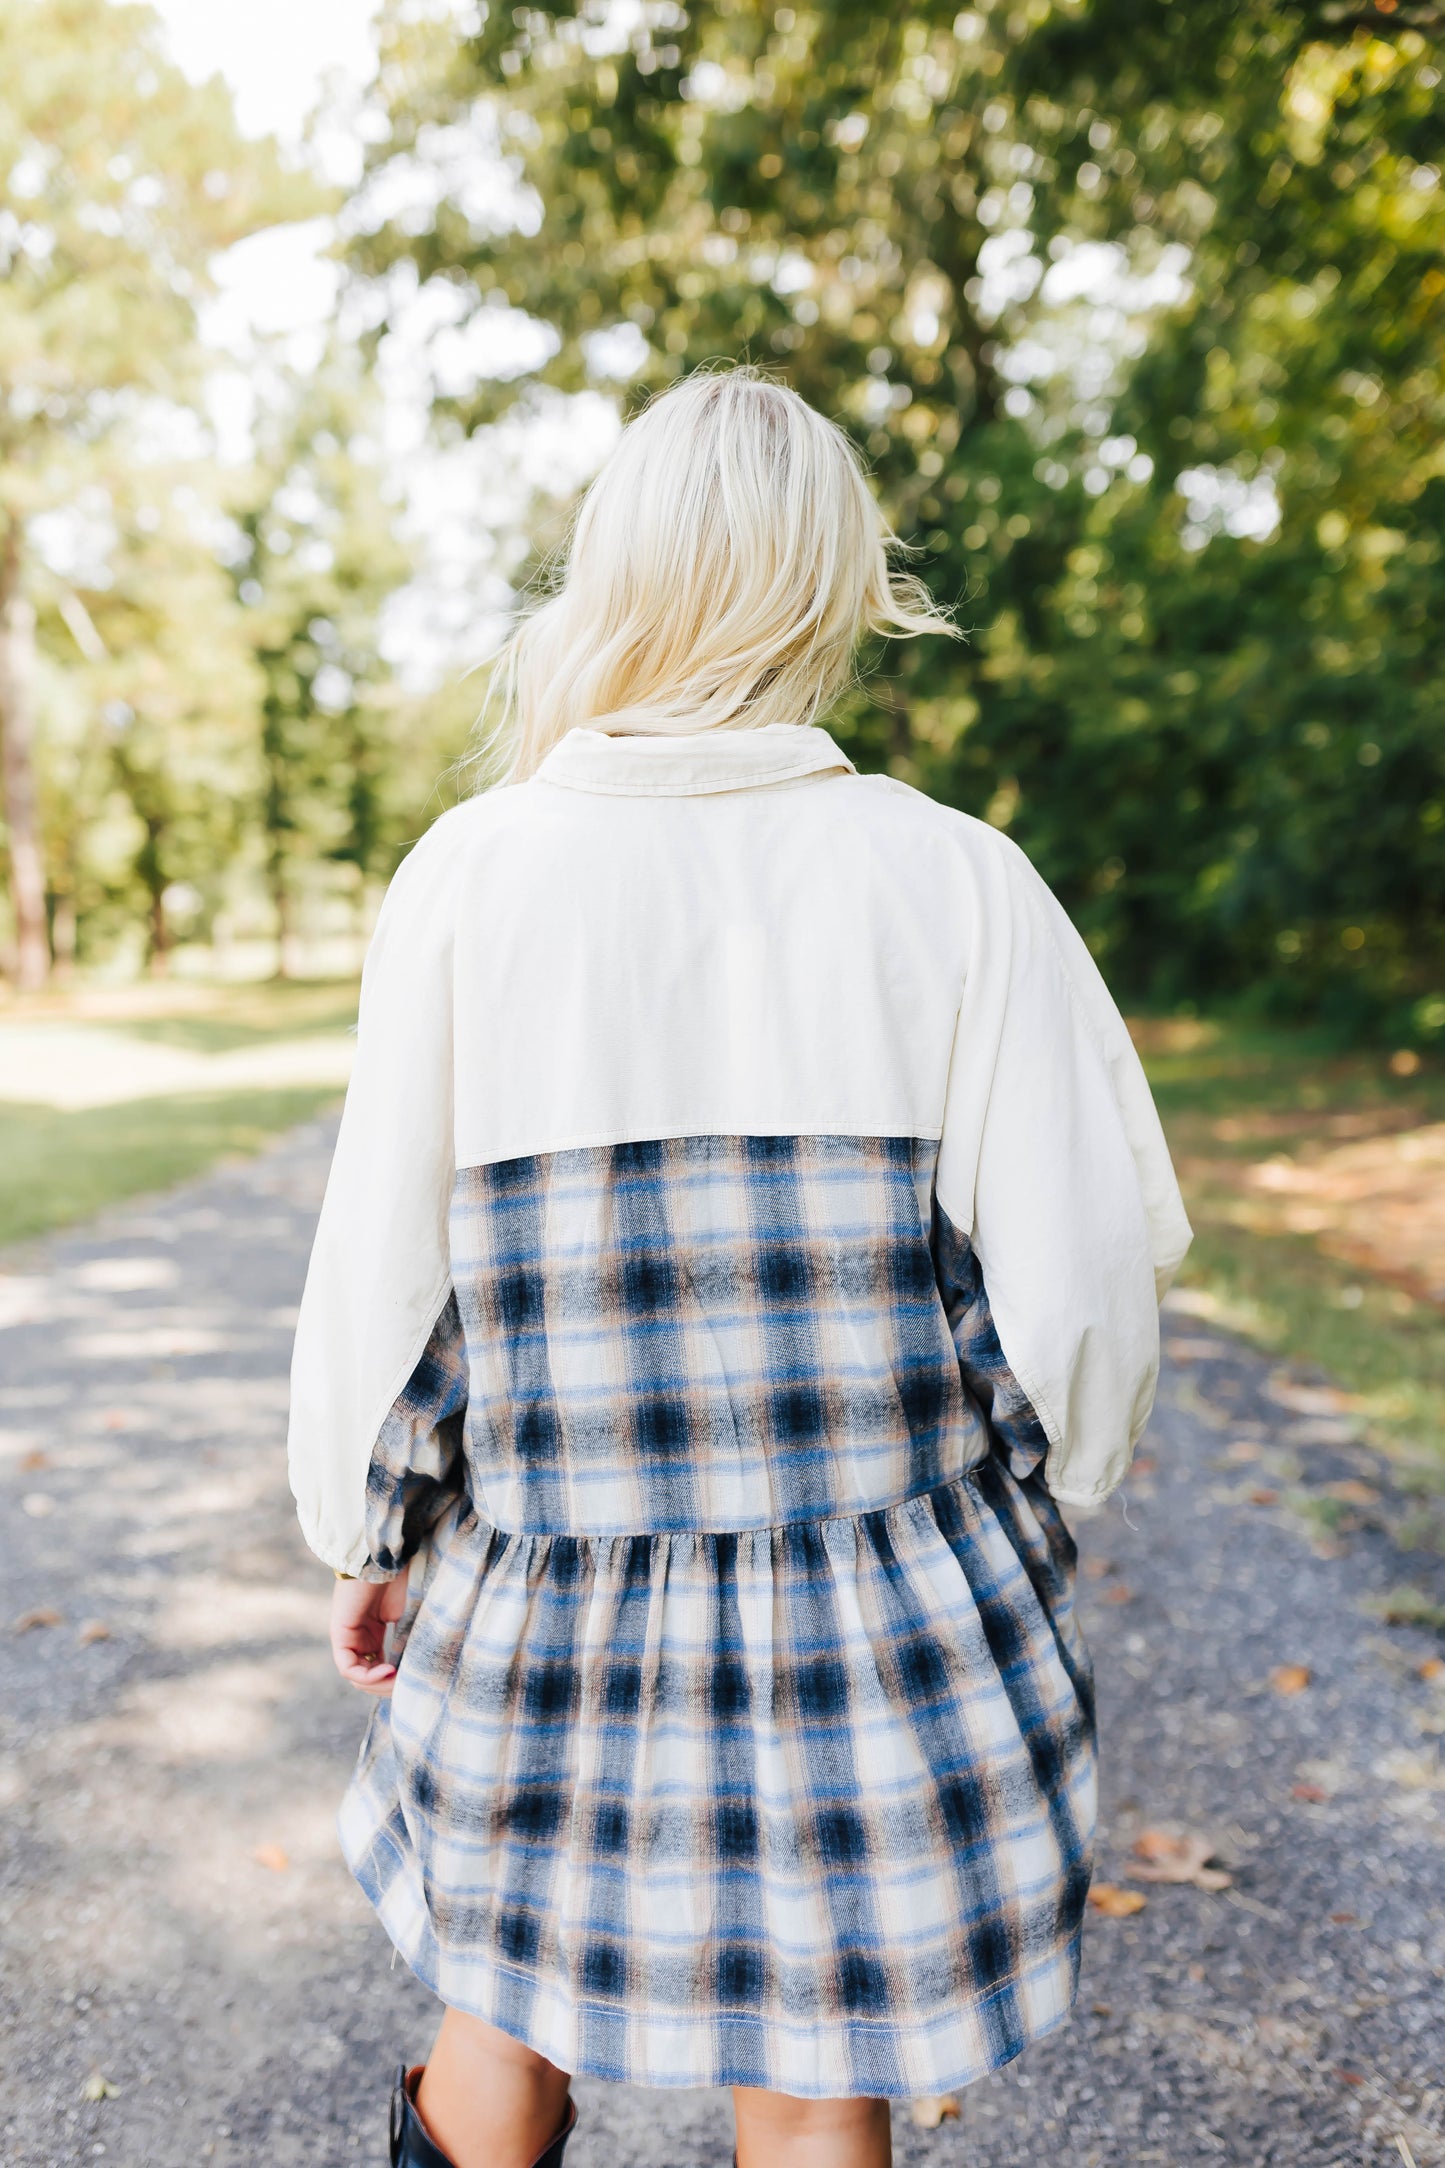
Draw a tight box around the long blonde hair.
[488,368,955,782]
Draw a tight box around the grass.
[1139,1017,1445,1491]
[0,1088,344,1248]
[111,981,363,1054]
[6,974,361,1050]
[0,977,358,1249]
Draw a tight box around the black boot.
[390,2064,578,2168]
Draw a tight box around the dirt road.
[3,1119,1442,2167]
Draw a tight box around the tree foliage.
[354,0,1445,1038]
[0,0,454,982]
[233,350,414,970]
[0,0,310,979]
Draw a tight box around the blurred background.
[4,10,1445,2161]
[1,0,1443,1492]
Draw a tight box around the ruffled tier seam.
[455,1459,1009,1550]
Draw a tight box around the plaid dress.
[338,1134,1096,2100]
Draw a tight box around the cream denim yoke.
[290,722,1189,1577]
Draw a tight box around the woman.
[289,369,1190,2168]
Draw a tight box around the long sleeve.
[287,808,470,1574]
[935,829,1191,1509]
[361,1291,469,1579]
[931,1204,1052,1483]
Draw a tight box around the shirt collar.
[534,723,857,798]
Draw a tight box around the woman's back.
[294,720,1186,1570]
[379,725,1035,1545]
[293,372,1191,2130]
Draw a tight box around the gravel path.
[3,1119,1443,2168]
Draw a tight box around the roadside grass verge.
[2,973,360,1049]
[0,1088,344,1248]
[1139,1018,1445,1492]
[0,978,359,1248]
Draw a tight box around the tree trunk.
[50,889,77,982]
[139,817,171,976]
[269,845,294,980]
[147,887,171,975]
[0,519,49,990]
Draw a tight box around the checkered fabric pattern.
[364,1292,467,1579]
[342,1134,1096,2100]
[933,1203,1053,1485]
[448,1133,977,1536]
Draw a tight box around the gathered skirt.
[339,1453,1095,2101]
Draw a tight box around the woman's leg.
[413,2008,572,2168]
[732,2086,891,2168]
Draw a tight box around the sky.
[149,0,546,334]
[148,0,385,149]
[140,0,618,687]
[151,0,380,346]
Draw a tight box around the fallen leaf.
[252,1844,289,1873]
[1324,1479,1380,1508]
[1088,1883,1147,1918]
[1091,2001,1113,2016]
[1165,1338,1221,1363]
[1082,1557,1117,1581]
[1292,1783,1327,1803]
[1334,2068,1365,2088]
[19,1448,48,1470]
[1131,1455,1158,1476]
[1131,1828,1207,1869]
[1128,1829,1232,1892]
[82,2071,118,2102]
[1330,1910,1357,1924]
[14,1608,63,1633]
[1102,1583,1135,1606]
[78,1620,111,1645]
[1268,1378,1354,1417]
[908,2096,960,2129]
[1271,1664,1312,1695]
[1249,1487,1280,1506]
[1418,1658,1445,1683]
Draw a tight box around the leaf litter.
[908,2096,961,2128]
[1127,1829,1233,1892]
[1088,1883,1148,1918]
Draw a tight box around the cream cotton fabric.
[288,723,1190,1576]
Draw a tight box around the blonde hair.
[487,368,955,782]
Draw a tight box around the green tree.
[353,0,1445,1035]
[0,0,317,985]
[232,349,413,973]
[38,475,264,969]
[1014,1,1445,1029]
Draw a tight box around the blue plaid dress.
[338,1134,1095,2100]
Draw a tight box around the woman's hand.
[330,1573,408,1697]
